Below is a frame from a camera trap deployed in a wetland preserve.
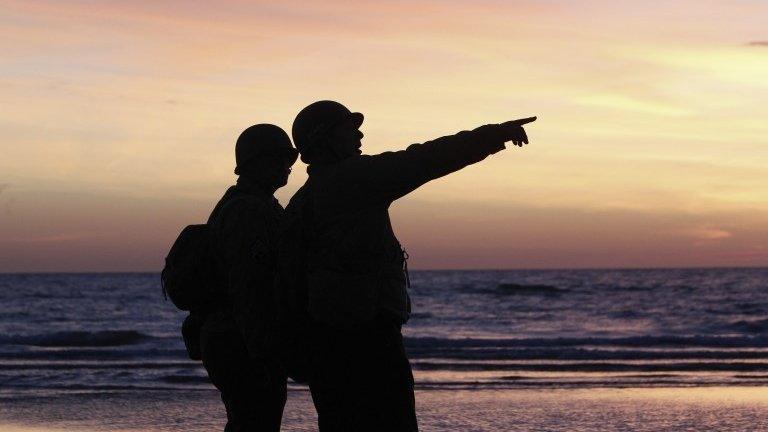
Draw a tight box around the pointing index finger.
[501,116,537,128]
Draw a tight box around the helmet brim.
[343,112,364,129]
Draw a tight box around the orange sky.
[1,0,767,271]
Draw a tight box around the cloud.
[0,183,10,195]
[747,41,768,47]
[573,94,693,117]
[3,233,91,244]
[682,227,733,241]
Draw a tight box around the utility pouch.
[307,269,381,328]
[181,313,204,360]
[373,247,412,324]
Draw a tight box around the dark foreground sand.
[2,387,768,431]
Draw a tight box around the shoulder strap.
[214,195,251,225]
[205,189,251,284]
[207,187,252,228]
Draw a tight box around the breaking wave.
[0,330,153,347]
[404,335,768,350]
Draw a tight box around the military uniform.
[200,178,287,432]
[287,126,508,432]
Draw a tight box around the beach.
[3,387,768,431]
[4,0,768,429]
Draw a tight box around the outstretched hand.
[474,116,537,153]
[499,116,536,147]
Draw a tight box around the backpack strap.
[200,188,252,307]
[207,186,248,226]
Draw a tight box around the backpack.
[274,183,314,383]
[161,224,219,311]
[161,188,243,312]
[161,189,243,361]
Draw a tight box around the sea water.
[1,269,767,430]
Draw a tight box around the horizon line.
[1,264,767,275]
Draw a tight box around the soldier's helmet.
[234,124,298,175]
[292,100,364,158]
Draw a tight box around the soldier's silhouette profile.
[200,124,298,432]
[282,100,535,431]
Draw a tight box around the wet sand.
[2,386,768,431]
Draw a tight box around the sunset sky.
[1,0,767,271]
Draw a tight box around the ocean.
[1,269,767,430]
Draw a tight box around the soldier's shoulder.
[333,153,386,173]
[285,185,311,210]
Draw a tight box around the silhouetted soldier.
[201,124,298,432]
[285,101,535,431]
